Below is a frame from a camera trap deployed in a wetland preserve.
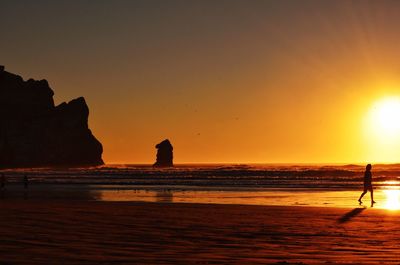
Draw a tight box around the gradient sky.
[2,0,400,164]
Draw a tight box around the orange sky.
[2,0,400,164]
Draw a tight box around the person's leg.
[359,189,367,202]
[370,188,376,204]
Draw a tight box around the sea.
[1,164,400,209]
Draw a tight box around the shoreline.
[0,184,393,210]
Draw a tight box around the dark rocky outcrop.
[0,66,103,168]
[153,139,173,167]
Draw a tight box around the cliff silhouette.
[0,66,103,168]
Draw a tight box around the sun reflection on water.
[383,189,400,210]
[383,180,400,186]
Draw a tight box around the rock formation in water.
[0,66,103,168]
[153,139,173,167]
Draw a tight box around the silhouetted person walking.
[1,174,5,189]
[24,175,28,189]
[358,164,376,206]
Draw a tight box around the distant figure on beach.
[1,174,5,189]
[23,175,28,189]
[358,164,376,206]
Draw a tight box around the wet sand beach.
[1,200,400,264]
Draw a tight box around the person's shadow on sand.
[337,208,366,223]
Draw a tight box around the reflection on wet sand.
[2,180,400,211]
[97,186,400,210]
[156,190,173,203]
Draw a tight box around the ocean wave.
[0,164,399,189]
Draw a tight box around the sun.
[362,96,400,162]
[371,98,400,134]
[367,97,400,140]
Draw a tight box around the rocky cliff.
[0,66,103,168]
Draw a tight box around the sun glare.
[369,97,400,138]
[383,189,400,210]
[362,96,400,162]
[364,97,400,153]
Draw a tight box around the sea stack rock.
[153,139,173,167]
[0,66,103,168]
